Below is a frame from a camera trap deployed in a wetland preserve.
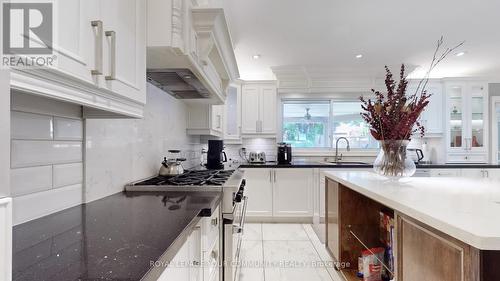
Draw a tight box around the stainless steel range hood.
[147,69,210,99]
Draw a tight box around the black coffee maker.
[206,140,227,169]
[277,142,292,164]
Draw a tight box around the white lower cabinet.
[273,169,313,217]
[158,206,220,281]
[461,169,500,179]
[243,168,313,219]
[429,169,461,177]
[244,169,273,217]
[158,227,201,281]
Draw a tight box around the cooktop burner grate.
[133,170,235,187]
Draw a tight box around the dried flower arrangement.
[360,37,464,141]
[361,37,464,177]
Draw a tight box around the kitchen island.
[324,171,500,281]
[12,191,221,281]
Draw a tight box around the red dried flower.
[360,64,431,141]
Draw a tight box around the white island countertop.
[324,171,500,250]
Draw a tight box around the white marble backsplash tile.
[84,83,202,203]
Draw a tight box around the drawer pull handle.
[105,30,116,80]
[90,20,103,75]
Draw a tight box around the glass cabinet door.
[225,85,240,138]
[448,86,464,149]
[469,85,485,150]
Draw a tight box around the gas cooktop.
[130,170,235,187]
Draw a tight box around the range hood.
[147,69,210,99]
[146,3,239,103]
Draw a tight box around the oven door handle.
[233,196,248,234]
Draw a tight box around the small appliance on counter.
[277,142,292,164]
[407,148,424,164]
[248,152,266,164]
[206,140,227,169]
[159,150,186,176]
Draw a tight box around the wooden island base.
[326,178,500,281]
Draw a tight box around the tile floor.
[238,223,344,281]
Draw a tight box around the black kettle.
[407,148,424,163]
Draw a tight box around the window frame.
[279,98,379,153]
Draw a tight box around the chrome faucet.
[335,137,351,162]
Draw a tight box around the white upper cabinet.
[241,84,260,134]
[241,82,277,136]
[99,0,146,104]
[407,80,443,137]
[419,82,444,135]
[445,80,488,163]
[52,0,97,85]
[186,104,224,137]
[10,0,146,118]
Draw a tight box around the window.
[282,100,378,149]
[282,101,330,148]
[331,102,379,149]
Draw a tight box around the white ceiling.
[222,0,500,81]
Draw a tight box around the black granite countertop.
[12,191,221,281]
[238,160,500,169]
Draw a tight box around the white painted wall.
[10,92,84,225]
[84,83,202,203]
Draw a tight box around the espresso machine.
[206,140,227,169]
[277,142,292,164]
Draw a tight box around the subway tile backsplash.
[53,117,83,140]
[53,163,83,188]
[11,140,82,168]
[12,184,83,225]
[11,111,53,140]
[11,91,84,225]
[11,166,53,197]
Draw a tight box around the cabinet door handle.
[269,170,272,182]
[90,20,103,75]
[485,170,489,178]
[105,31,116,80]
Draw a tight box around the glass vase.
[373,140,416,178]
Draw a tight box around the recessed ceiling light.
[252,54,261,59]
[455,51,466,57]
[184,75,192,79]
[355,54,363,59]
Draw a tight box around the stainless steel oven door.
[224,196,248,281]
